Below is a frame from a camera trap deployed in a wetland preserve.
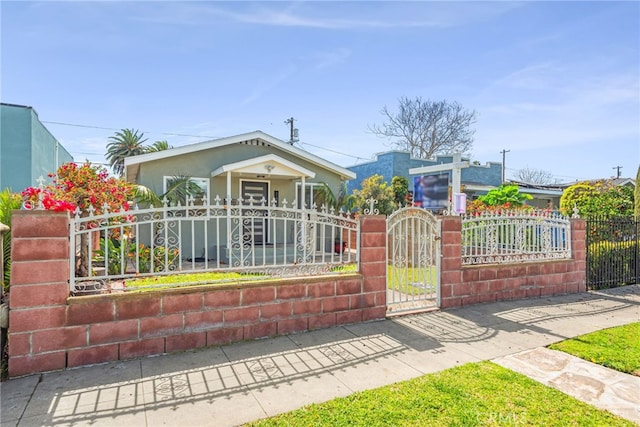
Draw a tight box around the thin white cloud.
[471,56,639,171]
[127,1,524,30]
[476,53,639,123]
[570,71,640,105]
[480,62,566,95]
[482,68,639,117]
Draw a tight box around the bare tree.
[515,167,556,184]
[369,97,477,159]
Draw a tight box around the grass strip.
[116,263,358,292]
[246,361,633,426]
[549,322,640,376]
[123,271,268,289]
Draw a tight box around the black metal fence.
[586,216,639,289]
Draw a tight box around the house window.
[163,176,209,206]
[296,182,322,209]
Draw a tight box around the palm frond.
[131,185,162,207]
[146,140,172,152]
[314,182,354,212]
[163,176,203,205]
[106,128,148,176]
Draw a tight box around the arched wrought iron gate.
[386,207,441,314]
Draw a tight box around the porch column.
[300,175,306,259]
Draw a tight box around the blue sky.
[3,1,639,183]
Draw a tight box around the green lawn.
[549,322,640,376]
[387,265,437,296]
[245,361,632,427]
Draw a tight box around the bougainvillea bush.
[21,162,135,277]
[21,162,133,214]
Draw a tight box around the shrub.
[633,166,640,218]
[352,174,396,215]
[0,189,22,293]
[94,237,132,276]
[22,162,135,278]
[477,184,533,207]
[93,238,180,275]
[143,245,180,273]
[587,240,638,287]
[21,162,133,214]
[391,176,409,208]
[466,185,534,215]
[561,180,634,217]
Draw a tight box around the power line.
[42,120,222,139]
[43,119,371,162]
[504,167,589,183]
[296,140,369,161]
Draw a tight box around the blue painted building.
[346,150,503,197]
[0,103,74,192]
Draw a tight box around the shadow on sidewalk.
[12,285,639,426]
[387,285,639,351]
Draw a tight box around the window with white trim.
[163,176,209,206]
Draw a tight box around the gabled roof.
[506,180,566,198]
[611,178,635,187]
[124,130,355,181]
[211,154,316,179]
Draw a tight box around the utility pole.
[500,149,510,183]
[284,117,299,144]
[613,165,622,178]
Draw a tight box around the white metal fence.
[386,207,440,314]
[70,197,359,294]
[461,210,572,265]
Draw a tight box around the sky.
[2,1,639,184]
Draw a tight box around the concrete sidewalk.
[2,285,639,427]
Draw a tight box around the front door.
[241,181,269,245]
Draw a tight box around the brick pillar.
[8,210,71,377]
[359,215,387,319]
[570,218,587,292]
[439,216,463,309]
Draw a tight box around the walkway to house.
[2,286,639,426]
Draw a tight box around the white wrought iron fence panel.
[461,210,572,265]
[69,197,359,294]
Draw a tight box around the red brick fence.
[7,212,387,377]
[439,216,586,308]
[6,211,585,378]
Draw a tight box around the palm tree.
[314,182,355,213]
[106,129,148,176]
[146,140,173,153]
